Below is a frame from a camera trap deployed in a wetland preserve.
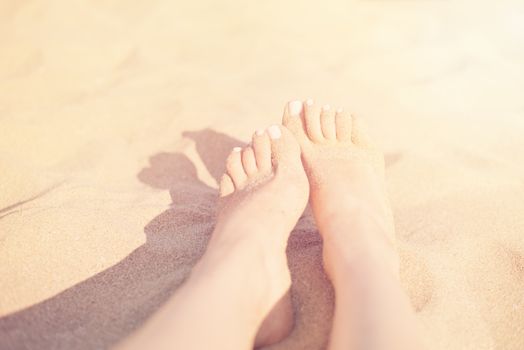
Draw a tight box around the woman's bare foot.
[283,100,423,350]
[117,125,309,350]
[212,124,309,348]
[282,99,397,279]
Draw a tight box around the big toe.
[267,124,302,172]
[282,100,309,145]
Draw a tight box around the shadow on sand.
[0,129,245,350]
[0,128,401,350]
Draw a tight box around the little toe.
[219,174,235,197]
[241,146,258,177]
[267,124,302,170]
[226,147,248,189]
[320,104,337,140]
[351,115,376,148]
[252,129,272,173]
[303,99,324,142]
[335,108,352,142]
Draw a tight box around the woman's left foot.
[207,124,309,347]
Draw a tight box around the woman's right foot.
[282,99,398,280]
[283,100,425,350]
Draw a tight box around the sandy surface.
[1,0,524,349]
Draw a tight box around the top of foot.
[213,124,309,348]
[282,99,385,183]
[282,99,396,274]
[218,124,309,215]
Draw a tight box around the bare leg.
[283,100,425,350]
[116,125,308,350]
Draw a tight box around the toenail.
[306,99,314,106]
[288,100,303,116]
[336,108,344,114]
[233,147,242,152]
[255,129,265,136]
[322,104,331,111]
[267,125,282,139]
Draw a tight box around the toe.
[219,174,235,197]
[303,99,324,142]
[335,108,352,142]
[226,147,248,189]
[320,104,336,140]
[267,124,301,171]
[282,100,310,145]
[241,146,258,176]
[252,129,272,173]
[351,115,376,148]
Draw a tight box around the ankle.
[320,215,399,282]
[317,200,394,241]
[312,183,390,222]
[323,240,400,287]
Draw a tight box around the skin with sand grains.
[115,100,424,350]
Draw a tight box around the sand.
[1,0,524,349]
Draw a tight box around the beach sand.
[1,0,524,349]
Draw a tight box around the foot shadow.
[0,130,241,350]
[182,128,245,183]
[0,128,397,350]
[183,129,334,350]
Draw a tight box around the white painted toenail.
[267,125,282,139]
[336,108,344,114]
[255,129,265,136]
[288,100,303,116]
[306,99,314,106]
[322,104,331,111]
[233,147,242,152]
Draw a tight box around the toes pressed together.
[219,99,369,198]
[282,99,357,145]
[220,124,298,197]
